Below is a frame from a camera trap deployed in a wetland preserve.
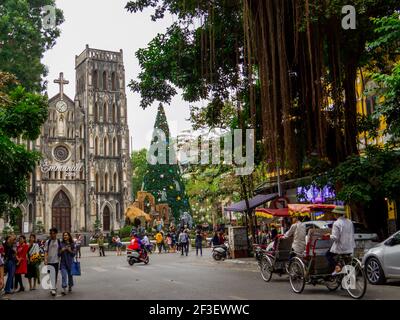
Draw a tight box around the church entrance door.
[103,206,110,231]
[52,191,71,232]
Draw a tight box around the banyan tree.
[126,0,399,175]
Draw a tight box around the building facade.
[6,46,132,234]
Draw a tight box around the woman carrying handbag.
[26,234,41,291]
[59,232,76,296]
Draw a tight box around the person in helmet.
[128,232,146,260]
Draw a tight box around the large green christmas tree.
[143,104,191,223]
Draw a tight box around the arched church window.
[113,172,118,192]
[103,103,107,122]
[102,71,107,90]
[104,173,109,192]
[95,137,99,155]
[103,136,108,156]
[93,70,98,89]
[80,145,83,159]
[95,174,99,192]
[28,203,33,223]
[94,102,98,121]
[116,202,120,220]
[113,137,116,156]
[111,72,116,91]
[112,104,116,123]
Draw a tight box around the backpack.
[46,239,62,253]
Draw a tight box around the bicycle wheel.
[289,257,306,294]
[260,256,273,282]
[344,259,367,299]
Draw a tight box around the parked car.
[302,220,330,234]
[325,221,379,241]
[362,230,400,285]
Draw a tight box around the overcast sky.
[42,0,196,151]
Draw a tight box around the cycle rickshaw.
[258,236,293,282]
[288,228,367,299]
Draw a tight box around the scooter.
[127,249,149,266]
[212,242,230,261]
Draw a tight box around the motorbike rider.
[324,205,355,275]
[128,233,146,261]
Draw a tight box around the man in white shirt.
[44,228,61,296]
[284,216,307,258]
[325,206,355,274]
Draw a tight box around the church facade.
[11,46,132,234]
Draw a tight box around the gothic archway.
[103,206,111,231]
[52,190,71,232]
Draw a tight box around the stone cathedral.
[17,46,132,234]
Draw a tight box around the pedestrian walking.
[26,234,40,291]
[60,232,75,295]
[166,233,172,253]
[97,234,106,257]
[171,232,177,253]
[74,233,82,259]
[115,236,123,256]
[155,231,164,254]
[178,230,189,256]
[4,235,17,295]
[44,228,62,296]
[14,235,29,292]
[195,231,203,256]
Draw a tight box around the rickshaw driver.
[283,215,307,259]
[324,205,356,275]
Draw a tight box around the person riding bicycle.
[283,215,307,259]
[324,205,355,275]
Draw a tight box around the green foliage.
[2,224,13,238]
[0,0,64,92]
[333,146,400,204]
[93,219,102,232]
[118,225,132,238]
[35,220,44,234]
[126,0,244,129]
[368,13,400,55]
[0,74,48,214]
[372,63,400,141]
[131,148,148,199]
[143,104,191,221]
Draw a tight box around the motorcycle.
[127,249,149,266]
[212,242,230,261]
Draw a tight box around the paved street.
[7,247,400,300]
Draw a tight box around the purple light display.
[297,185,336,204]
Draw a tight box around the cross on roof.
[54,72,69,100]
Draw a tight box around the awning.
[255,208,290,219]
[224,193,279,212]
[256,203,337,219]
